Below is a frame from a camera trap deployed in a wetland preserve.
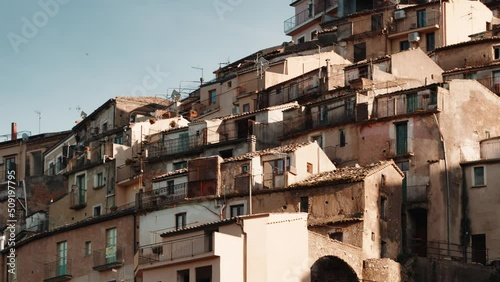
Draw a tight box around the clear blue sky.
[0,0,291,138]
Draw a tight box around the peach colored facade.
[136,213,309,282]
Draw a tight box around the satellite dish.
[21,133,29,142]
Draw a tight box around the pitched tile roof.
[152,168,188,182]
[223,141,313,163]
[290,160,401,187]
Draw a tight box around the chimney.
[11,122,17,140]
[247,135,256,152]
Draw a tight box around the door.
[57,241,67,276]
[395,122,408,155]
[179,133,189,153]
[472,234,486,265]
[106,228,117,264]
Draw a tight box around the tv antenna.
[192,66,204,85]
[34,111,41,134]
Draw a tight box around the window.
[297,36,305,44]
[395,122,408,155]
[371,13,383,31]
[57,241,68,276]
[407,93,418,113]
[227,81,232,88]
[354,42,366,63]
[106,228,117,263]
[464,72,477,80]
[93,204,102,216]
[417,9,426,28]
[494,71,500,94]
[307,162,313,173]
[48,162,55,176]
[473,166,485,187]
[308,1,313,17]
[495,46,500,60]
[242,103,250,113]
[102,122,108,133]
[381,240,388,258]
[173,161,188,170]
[380,196,387,220]
[5,157,15,180]
[241,165,248,173]
[339,129,346,147]
[76,174,87,205]
[300,197,308,213]
[311,135,323,149]
[195,265,212,282]
[400,40,410,51]
[176,212,186,230]
[95,172,104,188]
[177,269,190,282]
[209,89,217,104]
[311,30,318,40]
[114,135,124,145]
[85,241,92,257]
[267,159,284,175]
[426,32,435,51]
[329,231,343,242]
[230,204,244,217]
[167,180,175,195]
[219,149,233,159]
[179,132,189,152]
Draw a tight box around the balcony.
[284,9,314,34]
[136,183,187,209]
[375,90,439,119]
[69,185,86,210]
[93,246,123,271]
[136,234,213,267]
[405,184,427,203]
[116,163,140,184]
[275,76,325,105]
[388,10,439,38]
[146,135,204,160]
[386,137,414,159]
[282,107,355,137]
[43,259,72,282]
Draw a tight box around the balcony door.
[105,228,117,264]
[57,241,67,276]
[395,122,408,155]
[76,174,86,205]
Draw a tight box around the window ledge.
[471,185,487,188]
[93,185,106,190]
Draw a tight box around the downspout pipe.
[433,113,450,255]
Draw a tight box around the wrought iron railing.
[137,234,213,266]
[44,258,72,281]
[375,91,439,118]
[284,9,314,33]
[136,183,187,209]
[93,246,123,271]
[146,135,204,159]
[392,9,440,33]
[408,239,489,265]
[282,108,355,137]
[476,76,500,95]
[69,185,86,210]
[386,137,414,158]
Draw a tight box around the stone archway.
[311,256,359,282]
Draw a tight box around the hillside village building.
[4,1,500,281]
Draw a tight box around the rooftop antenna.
[192,66,204,85]
[219,58,230,69]
[34,111,41,134]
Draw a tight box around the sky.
[0,0,292,139]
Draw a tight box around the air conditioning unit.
[408,32,420,42]
[394,10,406,20]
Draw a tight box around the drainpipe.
[433,113,450,255]
[236,218,247,282]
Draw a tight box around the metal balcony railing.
[392,9,439,33]
[93,246,123,271]
[282,108,355,137]
[43,258,72,282]
[476,76,500,96]
[146,135,204,159]
[136,183,187,209]
[408,239,488,265]
[137,234,213,266]
[69,185,86,210]
[386,137,414,158]
[375,91,439,118]
[405,184,427,203]
[284,9,314,33]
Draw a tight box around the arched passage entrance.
[311,255,359,282]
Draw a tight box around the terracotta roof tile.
[152,168,188,181]
[223,141,313,163]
